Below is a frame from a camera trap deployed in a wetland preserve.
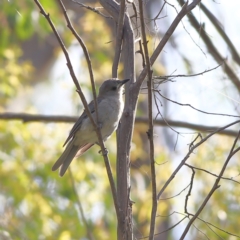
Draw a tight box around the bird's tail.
[52,141,79,177]
[52,142,94,177]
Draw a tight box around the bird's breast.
[98,96,123,139]
[74,95,124,145]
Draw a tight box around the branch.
[159,184,190,200]
[68,168,94,240]
[157,91,240,118]
[184,167,195,214]
[112,0,126,77]
[99,0,136,239]
[180,131,240,239]
[72,0,112,19]
[156,120,240,201]
[56,0,98,130]
[139,216,187,239]
[185,163,240,184]
[138,0,156,239]
[152,63,222,81]
[34,0,99,142]
[197,216,240,239]
[199,2,240,65]
[34,0,120,222]
[59,0,121,222]
[1,113,240,137]
[177,0,240,92]
[135,0,202,90]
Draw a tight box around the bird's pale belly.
[74,99,122,145]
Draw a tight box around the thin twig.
[180,131,240,239]
[192,223,210,240]
[152,63,222,81]
[184,167,195,214]
[112,0,126,77]
[136,0,202,90]
[72,0,112,19]
[177,0,240,92]
[138,216,187,239]
[159,184,190,200]
[200,2,240,65]
[138,0,156,239]
[68,168,95,240]
[157,91,240,118]
[184,163,240,184]
[197,218,224,240]
[157,120,240,201]
[197,215,240,239]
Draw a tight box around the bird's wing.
[63,97,103,147]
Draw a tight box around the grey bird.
[52,78,129,176]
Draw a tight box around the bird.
[52,78,130,176]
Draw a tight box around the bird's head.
[98,78,130,97]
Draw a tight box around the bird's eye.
[111,86,117,91]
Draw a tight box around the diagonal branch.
[56,0,98,130]
[157,119,240,201]
[180,131,240,239]
[177,0,240,92]
[199,2,240,65]
[34,0,120,222]
[136,0,202,90]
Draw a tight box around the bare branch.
[157,91,240,118]
[138,216,187,239]
[136,0,202,90]
[159,184,190,200]
[1,113,240,137]
[185,163,240,184]
[112,0,126,77]
[72,0,112,19]
[192,223,211,240]
[197,216,240,239]
[177,0,240,92]
[99,0,136,238]
[138,0,156,238]
[152,63,222,81]
[184,167,195,215]
[33,0,120,222]
[157,120,240,201]
[153,93,181,135]
[200,2,240,65]
[68,168,94,240]
[180,131,240,239]
[57,0,98,126]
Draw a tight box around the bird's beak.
[119,78,130,87]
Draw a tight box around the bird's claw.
[98,148,108,156]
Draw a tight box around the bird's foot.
[98,148,108,156]
[97,122,103,129]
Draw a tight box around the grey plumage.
[52,78,129,176]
